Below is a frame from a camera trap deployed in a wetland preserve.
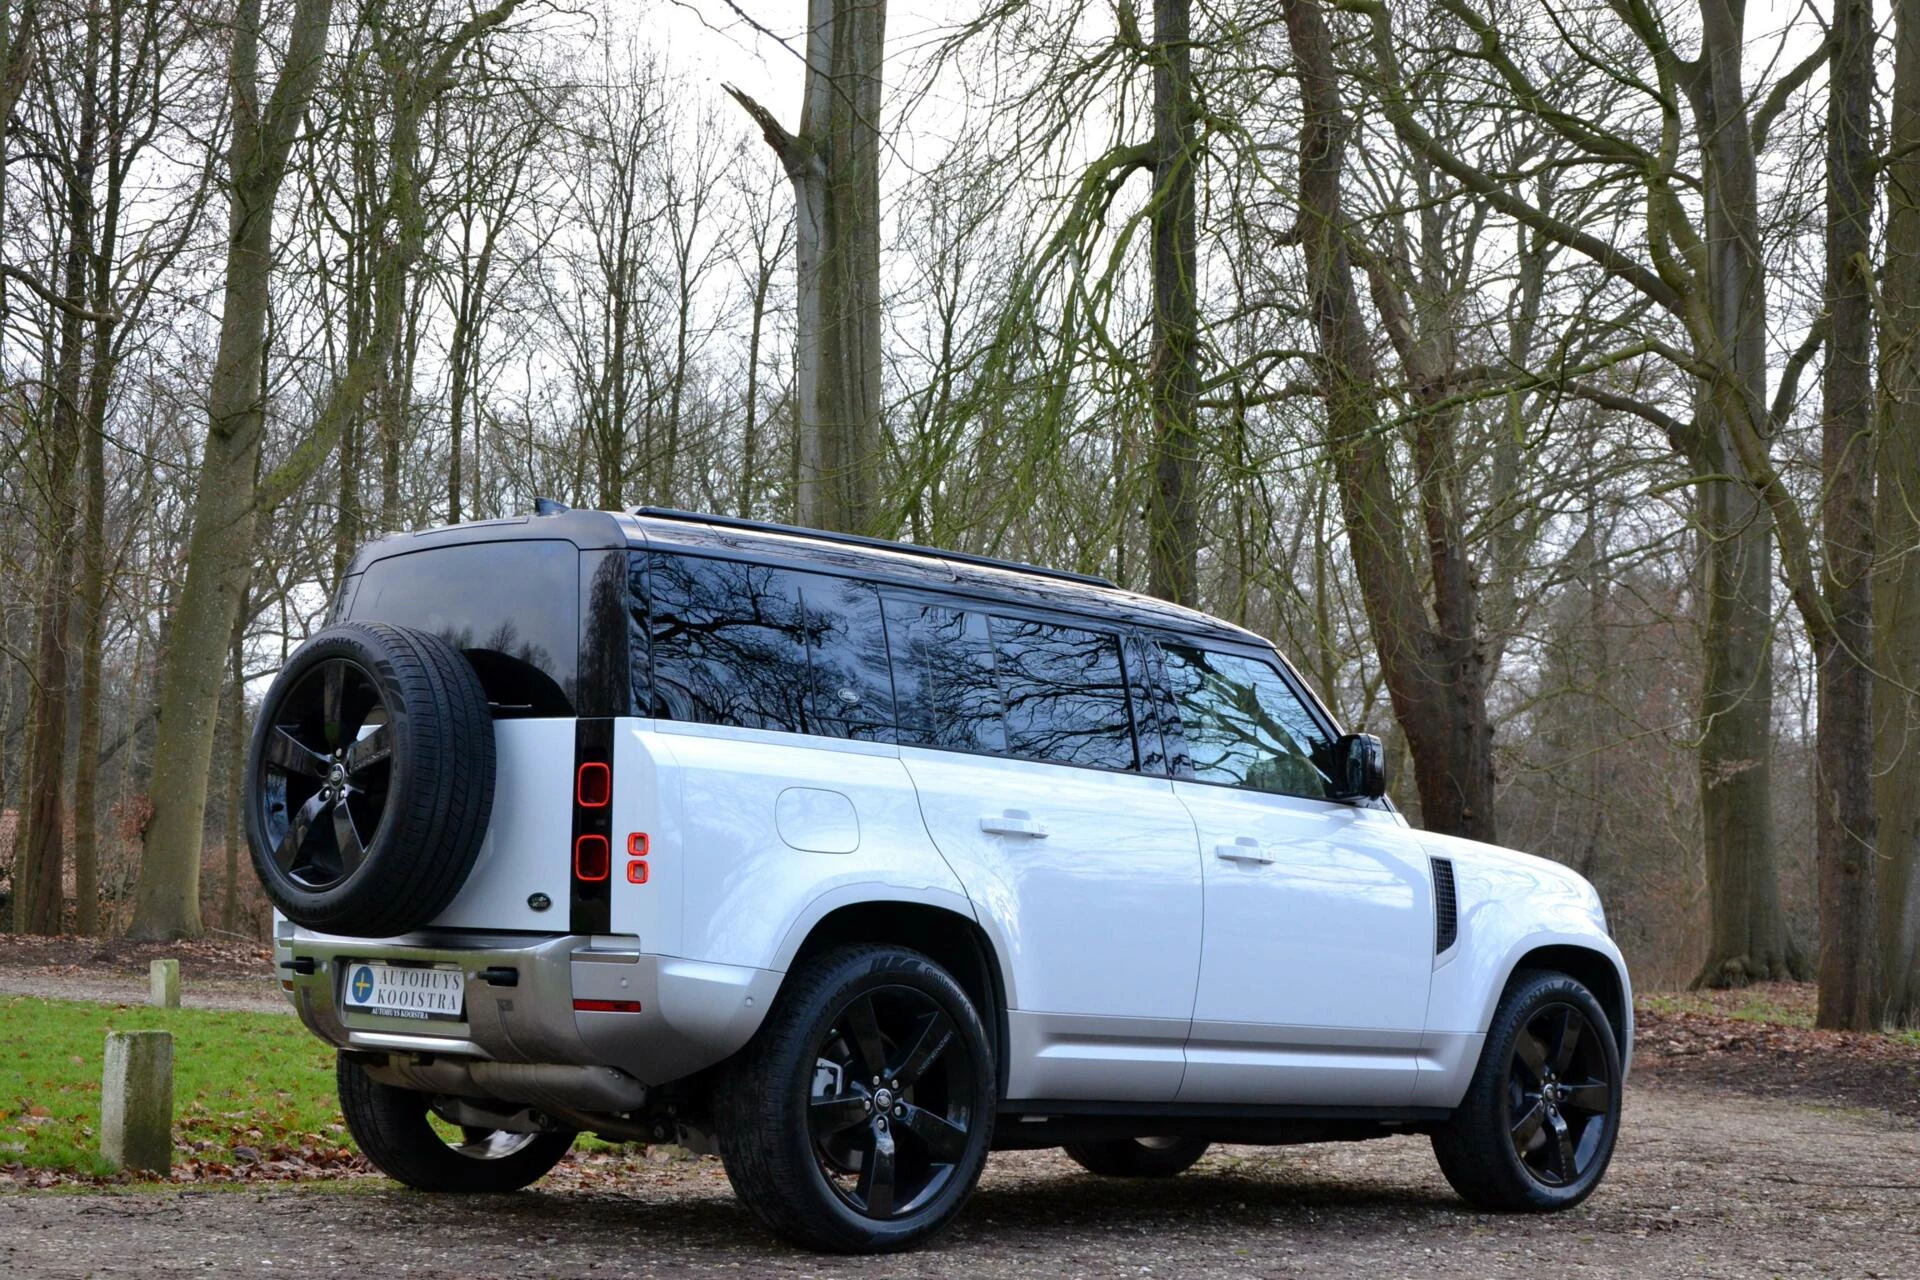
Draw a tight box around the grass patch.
[0,995,344,1177]
[1639,985,1818,1029]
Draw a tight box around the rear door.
[886,598,1203,1102]
[1154,640,1435,1106]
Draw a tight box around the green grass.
[1639,987,1817,1028]
[0,995,344,1177]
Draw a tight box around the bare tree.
[726,0,886,533]
[1882,0,1920,1027]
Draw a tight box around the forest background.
[2,0,1916,1032]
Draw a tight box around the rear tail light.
[574,998,642,1014]
[576,762,611,807]
[570,719,615,932]
[574,834,610,882]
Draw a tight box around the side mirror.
[1330,733,1387,800]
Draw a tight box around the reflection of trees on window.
[1161,644,1330,799]
[647,555,816,733]
[989,618,1136,771]
[642,554,896,739]
[884,600,1006,753]
[801,576,895,740]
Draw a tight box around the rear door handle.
[1214,838,1274,864]
[980,811,1049,839]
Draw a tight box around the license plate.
[341,962,465,1021]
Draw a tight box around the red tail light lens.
[573,998,642,1014]
[626,860,649,884]
[573,834,610,882]
[576,762,611,807]
[627,831,650,857]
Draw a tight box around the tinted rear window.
[884,599,1007,754]
[641,553,895,739]
[350,540,578,715]
[988,616,1136,770]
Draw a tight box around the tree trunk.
[1880,0,1920,1027]
[222,612,246,934]
[129,0,335,939]
[1282,0,1497,842]
[1683,4,1804,987]
[727,0,885,534]
[1814,0,1879,1030]
[15,5,99,934]
[1145,0,1199,606]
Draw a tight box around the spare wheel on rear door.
[246,621,496,937]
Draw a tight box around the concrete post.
[101,1030,174,1174]
[149,958,180,1009]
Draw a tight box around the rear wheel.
[337,1055,574,1193]
[715,945,996,1253]
[1432,970,1622,1211]
[1064,1135,1211,1178]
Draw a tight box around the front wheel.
[1432,970,1623,1211]
[715,945,996,1253]
[1064,1136,1210,1178]
[337,1055,575,1193]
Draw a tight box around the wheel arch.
[778,899,1010,1102]
[1497,943,1633,1072]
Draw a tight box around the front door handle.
[1214,838,1273,864]
[980,810,1049,839]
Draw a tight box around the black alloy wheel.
[1431,969,1623,1211]
[246,622,495,937]
[715,945,996,1253]
[1505,1002,1613,1187]
[806,985,978,1219]
[336,1054,575,1193]
[258,657,393,893]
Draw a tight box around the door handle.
[1214,838,1273,864]
[980,810,1049,839]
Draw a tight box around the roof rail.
[631,507,1118,589]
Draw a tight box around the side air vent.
[1431,857,1459,954]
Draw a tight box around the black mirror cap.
[1331,733,1387,800]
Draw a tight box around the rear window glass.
[350,540,577,715]
[988,617,1136,771]
[883,599,1007,754]
[642,553,895,739]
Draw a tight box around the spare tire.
[246,621,495,937]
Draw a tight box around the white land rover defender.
[250,505,1630,1253]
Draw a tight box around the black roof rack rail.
[631,506,1118,589]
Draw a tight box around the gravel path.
[0,971,289,1014]
[2,1086,1914,1278]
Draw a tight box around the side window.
[646,554,814,733]
[989,616,1137,771]
[799,576,895,741]
[1159,643,1332,799]
[640,553,895,739]
[884,599,1006,753]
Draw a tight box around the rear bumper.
[277,928,780,1089]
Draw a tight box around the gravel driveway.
[2,1085,1914,1279]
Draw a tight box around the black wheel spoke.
[1552,1011,1587,1075]
[858,1123,897,1217]
[1565,1080,1611,1114]
[264,727,329,779]
[843,995,888,1082]
[809,1095,871,1138]
[321,661,347,747]
[889,1011,956,1087]
[1513,1028,1547,1080]
[1547,1110,1576,1181]
[344,723,392,774]
[333,802,366,873]
[1510,1098,1546,1148]
[898,1102,968,1161]
[275,790,328,872]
